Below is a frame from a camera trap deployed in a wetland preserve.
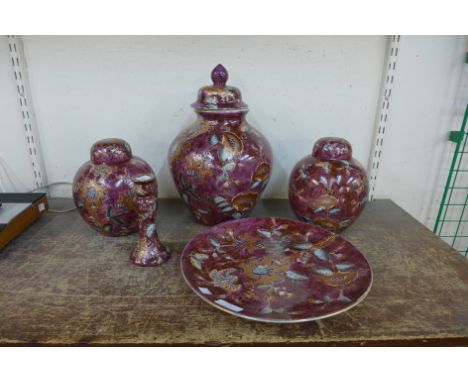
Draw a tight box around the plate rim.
[180,216,373,324]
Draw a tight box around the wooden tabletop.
[1,199,467,346]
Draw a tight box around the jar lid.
[191,64,248,113]
[312,137,352,161]
[91,138,132,165]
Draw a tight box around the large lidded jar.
[289,137,368,232]
[73,138,155,236]
[169,64,273,226]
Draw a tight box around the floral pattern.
[129,175,171,266]
[289,137,368,232]
[169,65,272,226]
[181,217,372,323]
[73,138,154,236]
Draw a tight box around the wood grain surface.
[1,199,467,346]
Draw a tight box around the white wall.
[375,36,468,227]
[2,35,468,229]
[0,37,36,191]
[19,36,385,197]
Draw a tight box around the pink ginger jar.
[169,64,273,225]
[73,138,154,236]
[289,137,368,232]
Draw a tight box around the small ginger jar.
[73,138,154,236]
[289,137,368,232]
[169,64,273,225]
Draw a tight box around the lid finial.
[191,64,248,112]
[312,137,352,161]
[211,64,228,87]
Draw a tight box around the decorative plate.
[180,217,372,323]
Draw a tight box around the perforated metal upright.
[7,35,47,189]
[367,35,400,201]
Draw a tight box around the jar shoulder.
[293,155,366,173]
[73,157,155,189]
[169,118,272,164]
[290,156,368,189]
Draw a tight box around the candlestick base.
[130,236,171,266]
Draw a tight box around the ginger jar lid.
[91,138,133,165]
[191,64,249,113]
[312,137,352,161]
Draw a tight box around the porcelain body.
[289,137,368,232]
[130,174,170,266]
[73,138,154,236]
[169,65,272,225]
[181,217,372,323]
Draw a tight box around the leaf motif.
[313,248,329,261]
[286,270,308,281]
[336,262,354,271]
[337,290,352,303]
[314,267,333,276]
[299,169,310,180]
[291,242,313,250]
[87,187,96,199]
[220,148,232,162]
[214,196,226,204]
[261,305,273,314]
[209,237,221,248]
[210,134,219,145]
[145,224,156,237]
[223,161,235,172]
[189,253,209,270]
[257,229,272,238]
[253,265,270,275]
